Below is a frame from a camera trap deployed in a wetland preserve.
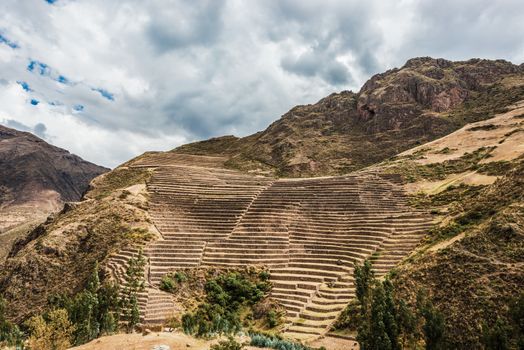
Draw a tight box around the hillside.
[363,100,524,347]
[176,57,524,177]
[0,125,108,262]
[0,57,523,349]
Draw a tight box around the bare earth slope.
[176,57,524,177]
[0,125,108,262]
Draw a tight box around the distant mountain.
[0,125,108,259]
[176,57,524,176]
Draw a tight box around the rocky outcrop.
[175,57,524,177]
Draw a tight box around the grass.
[388,146,496,183]
[89,167,151,200]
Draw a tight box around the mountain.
[0,125,109,261]
[0,57,523,349]
[176,57,524,176]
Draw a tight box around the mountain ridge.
[174,57,524,176]
[0,124,109,261]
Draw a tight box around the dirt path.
[70,332,270,350]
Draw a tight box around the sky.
[0,0,523,168]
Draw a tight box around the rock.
[152,346,170,350]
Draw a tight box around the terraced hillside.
[105,153,433,340]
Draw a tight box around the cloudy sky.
[1,0,523,167]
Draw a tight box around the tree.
[97,281,120,335]
[419,297,445,350]
[482,318,511,350]
[0,297,24,348]
[355,260,375,314]
[121,249,146,331]
[396,299,419,348]
[26,309,75,350]
[383,279,400,350]
[369,284,392,350]
[355,260,376,350]
[49,262,121,345]
[510,293,524,349]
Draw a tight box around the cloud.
[146,0,226,53]
[3,118,48,138]
[33,122,47,138]
[0,0,523,168]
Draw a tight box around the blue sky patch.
[44,0,57,4]
[56,75,71,85]
[27,60,50,76]
[73,104,84,111]
[92,87,115,101]
[0,33,19,49]
[30,99,40,105]
[17,81,32,92]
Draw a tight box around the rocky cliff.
[176,57,524,176]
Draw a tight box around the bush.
[182,271,271,337]
[211,336,245,350]
[258,270,270,281]
[250,333,313,350]
[160,275,177,292]
[266,310,278,328]
[174,271,188,283]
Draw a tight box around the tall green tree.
[396,299,419,348]
[355,259,375,314]
[49,262,121,345]
[369,283,393,350]
[482,318,511,350]
[383,278,400,350]
[420,296,445,350]
[510,293,524,349]
[120,249,146,331]
[355,260,376,350]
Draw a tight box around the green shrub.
[182,271,271,338]
[250,333,313,350]
[160,275,177,292]
[211,336,245,350]
[174,271,188,283]
[266,310,278,328]
[258,270,270,281]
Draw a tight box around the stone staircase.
[103,152,433,338]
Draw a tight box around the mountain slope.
[0,125,108,261]
[0,57,523,349]
[362,102,524,348]
[176,58,524,176]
